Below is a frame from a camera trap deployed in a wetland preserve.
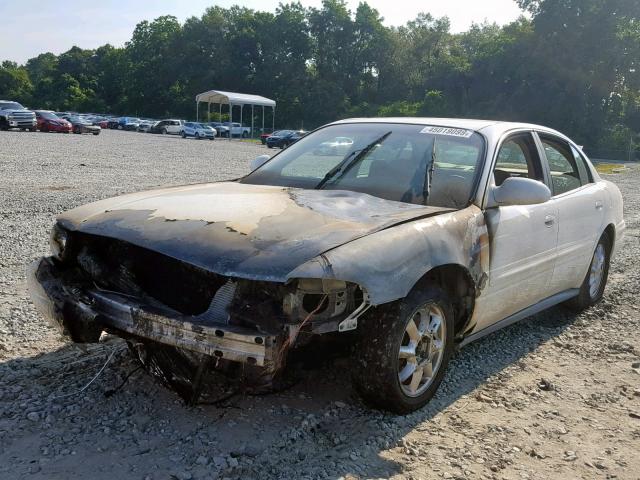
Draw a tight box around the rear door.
[475,131,559,330]
[536,133,605,293]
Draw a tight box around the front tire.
[352,285,454,414]
[566,231,611,311]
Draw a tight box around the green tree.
[0,61,33,104]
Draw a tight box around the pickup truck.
[0,100,37,131]
[223,122,251,138]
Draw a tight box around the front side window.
[539,135,584,195]
[493,133,544,186]
[242,123,485,208]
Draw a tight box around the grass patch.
[595,163,629,174]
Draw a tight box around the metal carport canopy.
[195,90,275,107]
[195,90,276,139]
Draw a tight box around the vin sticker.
[420,126,473,138]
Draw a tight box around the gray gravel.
[1,129,639,480]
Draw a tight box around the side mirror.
[490,177,551,206]
[249,154,271,171]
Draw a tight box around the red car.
[260,133,271,144]
[35,110,72,133]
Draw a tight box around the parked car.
[27,117,624,413]
[117,117,140,131]
[265,130,306,149]
[150,119,184,135]
[106,118,121,129]
[205,122,230,137]
[34,110,72,133]
[137,120,155,133]
[223,121,251,138]
[260,132,271,144]
[67,116,101,135]
[0,100,36,131]
[181,122,216,140]
[314,136,354,155]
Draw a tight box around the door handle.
[544,215,555,227]
[595,201,603,210]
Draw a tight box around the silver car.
[28,118,624,413]
[181,122,216,140]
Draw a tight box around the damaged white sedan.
[28,118,625,413]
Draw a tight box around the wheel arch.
[603,223,615,251]
[412,263,477,339]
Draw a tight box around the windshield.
[38,111,59,120]
[242,123,485,208]
[0,102,24,110]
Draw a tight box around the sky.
[0,0,525,64]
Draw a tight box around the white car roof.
[331,117,570,141]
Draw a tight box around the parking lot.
[1,128,639,480]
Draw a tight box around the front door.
[473,132,558,331]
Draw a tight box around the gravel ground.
[1,129,639,480]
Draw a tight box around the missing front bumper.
[27,257,277,366]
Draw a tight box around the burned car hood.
[57,182,451,281]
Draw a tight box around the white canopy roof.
[195,90,276,108]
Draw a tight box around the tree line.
[1,0,639,158]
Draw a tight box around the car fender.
[601,179,625,259]
[286,205,490,305]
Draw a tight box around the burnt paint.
[57,182,452,284]
[288,206,489,305]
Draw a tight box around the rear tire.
[181,131,186,138]
[566,231,611,311]
[352,285,455,414]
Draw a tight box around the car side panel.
[287,206,490,307]
[547,183,606,292]
[470,201,559,331]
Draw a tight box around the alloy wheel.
[398,303,446,397]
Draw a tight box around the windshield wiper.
[316,131,392,189]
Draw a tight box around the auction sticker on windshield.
[420,126,473,138]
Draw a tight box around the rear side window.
[493,133,544,186]
[539,135,585,195]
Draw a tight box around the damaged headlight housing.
[49,223,68,260]
[283,278,353,320]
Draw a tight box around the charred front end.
[28,224,366,379]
